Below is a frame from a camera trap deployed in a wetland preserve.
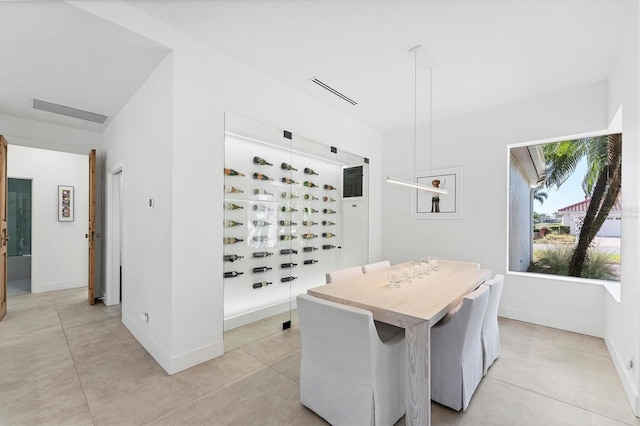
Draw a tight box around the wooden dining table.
[307,260,492,426]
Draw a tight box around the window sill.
[506,270,621,302]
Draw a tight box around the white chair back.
[482,274,504,375]
[362,260,391,273]
[297,294,406,425]
[430,284,490,411]
[325,266,363,284]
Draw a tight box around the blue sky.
[534,158,588,215]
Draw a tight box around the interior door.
[87,149,96,305]
[0,136,8,320]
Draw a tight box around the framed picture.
[411,167,463,219]
[58,185,74,222]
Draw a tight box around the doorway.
[6,178,32,295]
[105,166,123,306]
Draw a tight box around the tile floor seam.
[56,303,98,426]
[148,365,275,425]
[488,375,636,425]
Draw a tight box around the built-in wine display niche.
[223,113,369,341]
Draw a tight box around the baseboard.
[122,312,224,376]
[499,306,604,338]
[605,335,640,417]
[32,279,86,293]
[224,299,297,331]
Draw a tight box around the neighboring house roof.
[558,197,622,213]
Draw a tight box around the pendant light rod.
[387,45,448,195]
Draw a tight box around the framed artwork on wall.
[58,185,74,222]
[411,167,463,219]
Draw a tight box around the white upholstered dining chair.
[481,274,504,375]
[430,284,490,411]
[297,294,406,426]
[325,265,363,284]
[361,260,391,273]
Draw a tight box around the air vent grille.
[33,99,109,124]
[310,77,358,105]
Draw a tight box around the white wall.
[75,1,383,374]
[382,80,610,337]
[7,145,88,293]
[509,153,533,272]
[102,53,174,368]
[605,0,640,415]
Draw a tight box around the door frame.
[0,136,7,320]
[105,163,124,306]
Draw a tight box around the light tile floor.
[0,287,637,425]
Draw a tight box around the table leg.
[405,321,430,426]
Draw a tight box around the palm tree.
[532,186,548,205]
[542,134,622,277]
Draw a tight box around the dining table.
[307,259,492,426]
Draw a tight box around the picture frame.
[58,185,74,222]
[411,167,463,219]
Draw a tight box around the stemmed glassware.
[411,261,422,279]
[387,267,400,288]
[419,258,431,275]
[429,256,439,271]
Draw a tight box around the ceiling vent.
[33,99,109,124]
[309,77,358,105]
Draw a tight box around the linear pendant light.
[387,45,447,195]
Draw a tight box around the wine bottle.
[281,206,298,213]
[224,168,245,177]
[304,167,319,175]
[322,232,336,238]
[224,185,244,194]
[303,246,318,252]
[322,244,337,250]
[281,192,298,199]
[322,220,336,226]
[253,156,273,166]
[323,184,337,190]
[252,204,270,212]
[252,220,271,227]
[280,276,298,283]
[253,188,273,196]
[280,262,298,269]
[304,207,318,214]
[251,236,269,242]
[253,172,273,181]
[279,220,297,226]
[280,234,297,241]
[281,162,298,171]
[281,177,298,185]
[323,208,336,214]
[323,196,336,202]
[304,194,318,201]
[223,254,244,262]
[224,202,244,210]
[224,271,244,278]
[302,233,317,240]
[253,281,272,289]
[224,220,244,227]
[253,266,273,273]
[280,248,298,255]
[303,259,319,265]
[302,220,317,226]
[252,251,273,258]
[303,181,318,188]
[224,237,244,245]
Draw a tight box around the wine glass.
[429,256,439,271]
[412,261,422,279]
[402,265,412,283]
[387,267,400,288]
[420,258,431,275]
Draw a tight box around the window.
[508,134,621,281]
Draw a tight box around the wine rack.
[224,132,346,329]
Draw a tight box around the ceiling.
[0,1,635,134]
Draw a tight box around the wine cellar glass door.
[223,113,370,350]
